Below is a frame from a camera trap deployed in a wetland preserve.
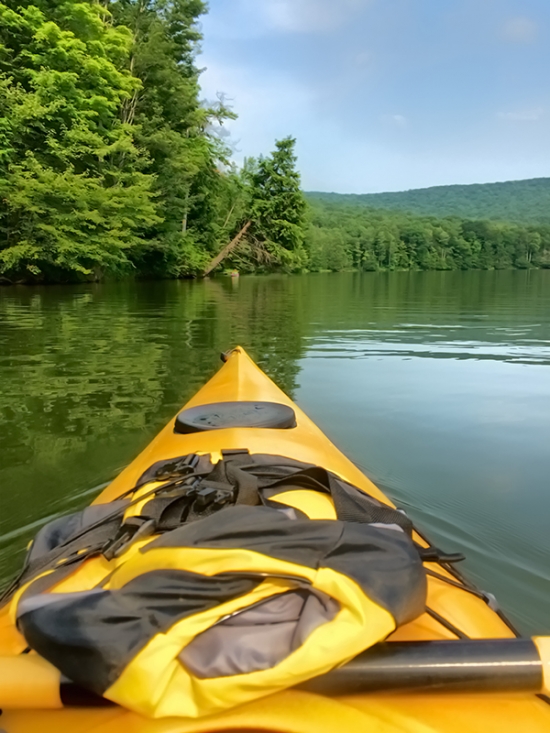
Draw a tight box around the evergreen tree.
[246,137,308,270]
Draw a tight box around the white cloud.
[261,0,372,34]
[200,1,550,193]
[201,0,372,40]
[500,17,538,43]
[381,114,408,127]
[497,109,543,122]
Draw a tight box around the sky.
[198,0,550,193]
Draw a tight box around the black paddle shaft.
[59,638,545,706]
[301,639,543,695]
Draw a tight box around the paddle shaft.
[2,638,550,709]
[302,638,550,695]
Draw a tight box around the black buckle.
[194,487,234,511]
[154,454,199,482]
[103,517,156,561]
[417,546,466,564]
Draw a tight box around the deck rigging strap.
[411,524,522,639]
[0,451,416,605]
[1,450,520,655]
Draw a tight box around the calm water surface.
[1,271,549,633]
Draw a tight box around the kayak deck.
[1,346,549,732]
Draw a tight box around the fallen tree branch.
[202,221,251,276]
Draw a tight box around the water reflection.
[0,277,306,579]
[1,270,549,632]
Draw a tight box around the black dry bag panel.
[174,402,297,434]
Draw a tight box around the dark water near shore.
[1,271,549,633]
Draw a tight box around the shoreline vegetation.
[1,1,549,285]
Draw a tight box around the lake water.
[1,271,549,633]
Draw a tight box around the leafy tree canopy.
[0,0,160,281]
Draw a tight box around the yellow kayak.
[1,346,550,732]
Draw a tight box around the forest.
[307,177,550,225]
[0,0,549,283]
[0,0,307,283]
[306,202,550,272]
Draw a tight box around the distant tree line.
[305,202,550,272]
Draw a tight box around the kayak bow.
[1,346,549,732]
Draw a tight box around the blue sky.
[198,0,550,193]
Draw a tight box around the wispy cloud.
[500,17,538,43]
[498,109,543,122]
[201,0,373,40]
[381,114,408,127]
[261,0,372,34]
[201,0,550,191]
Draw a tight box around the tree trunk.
[222,201,237,229]
[203,221,251,277]
[181,187,190,233]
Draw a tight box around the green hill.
[306,178,550,224]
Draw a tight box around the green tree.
[246,137,307,270]
[0,0,159,282]
[110,0,237,277]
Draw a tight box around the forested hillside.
[306,202,550,272]
[307,178,550,225]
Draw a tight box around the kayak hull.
[2,347,549,732]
